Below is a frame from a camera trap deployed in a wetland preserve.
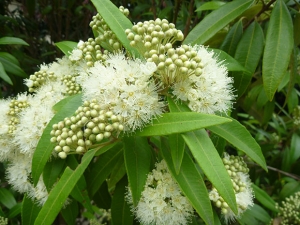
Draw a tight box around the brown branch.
[183,0,195,38]
[172,0,182,24]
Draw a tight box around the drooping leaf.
[0,188,16,209]
[136,112,231,136]
[91,0,138,56]
[86,142,123,197]
[184,0,253,45]
[0,62,12,85]
[123,136,152,206]
[169,134,185,174]
[238,204,272,224]
[34,149,97,225]
[61,200,79,225]
[252,184,277,212]
[43,157,66,191]
[232,21,264,97]
[0,37,29,45]
[182,130,238,214]
[7,203,22,218]
[161,140,214,225]
[32,93,82,185]
[55,41,77,56]
[22,195,41,225]
[111,176,133,225]
[262,0,293,100]
[208,118,267,171]
[0,52,27,77]
[220,19,243,56]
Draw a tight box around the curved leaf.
[55,41,77,56]
[43,158,65,191]
[61,201,79,225]
[195,1,225,11]
[136,112,231,136]
[182,130,238,214]
[32,94,82,185]
[233,21,264,97]
[91,0,138,56]
[0,188,16,209]
[0,37,29,46]
[262,0,293,100]
[220,19,243,56]
[123,136,152,206]
[0,62,12,85]
[208,118,267,171]
[161,141,214,225]
[184,0,253,45]
[22,195,41,225]
[252,184,277,212]
[34,149,96,225]
[0,52,27,77]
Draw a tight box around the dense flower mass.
[77,53,164,131]
[209,153,254,224]
[126,160,194,225]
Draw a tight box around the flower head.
[126,160,194,225]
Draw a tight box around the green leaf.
[238,204,272,224]
[232,21,264,97]
[0,61,12,85]
[169,134,185,174]
[210,48,251,73]
[208,118,267,171]
[32,94,82,186]
[220,19,243,56]
[136,112,231,136]
[91,0,138,56]
[0,37,29,46]
[184,0,253,45]
[252,184,277,212]
[0,52,27,77]
[7,203,22,218]
[86,143,123,197]
[43,157,66,191]
[0,188,16,209]
[22,195,41,225]
[123,136,152,206]
[61,200,79,225]
[182,130,238,214]
[161,140,214,225]
[93,181,112,209]
[262,0,293,100]
[34,149,97,225]
[108,154,127,189]
[195,1,225,11]
[111,176,133,225]
[55,41,77,56]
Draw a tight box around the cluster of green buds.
[7,99,30,134]
[89,6,129,52]
[61,74,81,95]
[274,191,300,224]
[0,216,8,225]
[125,18,184,58]
[148,44,203,85]
[50,99,124,159]
[293,105,300,126]
[27,70,56,92]
[210,154,250,214]
[89,209,111,225]
[76,38,108,67]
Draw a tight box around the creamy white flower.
[69,49,83,61]
[127,160,194,225]
[77,53,164,131]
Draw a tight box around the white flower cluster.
[77,53,164,131]
[209,153,254,224]
[126,160,194,225]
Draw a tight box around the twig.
[183,0,195,38]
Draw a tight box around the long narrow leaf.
[123,136,152,206]
[161,141,214,225]
[169,134,185,174]
[182,130,238,214]
[184,0,253,45]
[55,41,77,56]
[136,112,231,136]
[91,0,138,56]
[0,52,27,77]
[262,0,293,100]
[0,37,29,45]
[22,195,41,225]
[233,21,264,97]
[208,118,267,171]
[0,62,12,85]
[32,94,82,185]
[34,149,96,225]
